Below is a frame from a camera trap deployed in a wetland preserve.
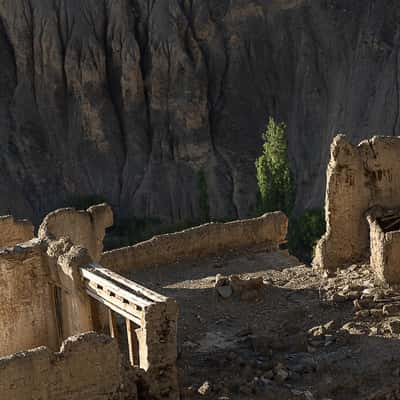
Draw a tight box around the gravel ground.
[126,249,400,400]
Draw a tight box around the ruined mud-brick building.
[314,135,400,285]
[0,203,287,399]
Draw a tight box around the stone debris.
[383,304,400,316]
[198,381,212,396]
[386,320,400,335]
[215,274,265,300]
[274,363,289,382]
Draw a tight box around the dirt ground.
[127,248,400,400]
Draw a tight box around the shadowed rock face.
[0,0,400,223]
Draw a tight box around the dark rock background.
[0,0,399,224]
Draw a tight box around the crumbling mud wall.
[0,228,97,357]
[136,300,179,399]
[48,244,96,341]
[367,207,400,285]
[314,135,400,271]
[0,240,59,356]
[0,216,34,248]
[39,204,113,261]
[0,332,138,400]
[101,212,288,273]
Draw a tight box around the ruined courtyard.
[3,135,400,399]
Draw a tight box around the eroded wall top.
[38,203,113,262]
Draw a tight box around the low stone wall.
[0,332,138,400]
[0,215,34,248]
[101,212,287,273]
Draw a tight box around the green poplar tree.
[255,117,295,215]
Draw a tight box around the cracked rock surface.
[1,0,400,222]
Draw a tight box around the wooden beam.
[85,287,142,326]
[81,267,152,308]
[108,309,118,339]
[85,280,144,319]
[126,318,135,366]
[88,263,169,303]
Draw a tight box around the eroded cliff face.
[0,0,400,223]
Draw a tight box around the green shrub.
[255,117,295,215]
[288,209,325,262]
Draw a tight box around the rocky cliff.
[0,0,399,223]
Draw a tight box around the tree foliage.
[255,117,295,215]
[288,209,326,262]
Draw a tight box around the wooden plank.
[85,288,142,326]
[126,318,135,366]
[81,267,152,308]
[108,309,118,339]
[88,264,168,303]
[85,281,144,320]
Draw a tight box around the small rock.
[387,320,400,334]
[345,291,361,300]
[324,320,336,332]
[304,391,315,400]
[341,322,368,335]
[332,293,348,303]
[370,308,383,319]
[354,298,372,310]
[308,325,325,337]
[198,381,212,396]
[355,310,370,319]
[216,285,233,298]
[369,327,378,336]
[274,364,289,382]
[362,287,377,296]
[383,304,400,316]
